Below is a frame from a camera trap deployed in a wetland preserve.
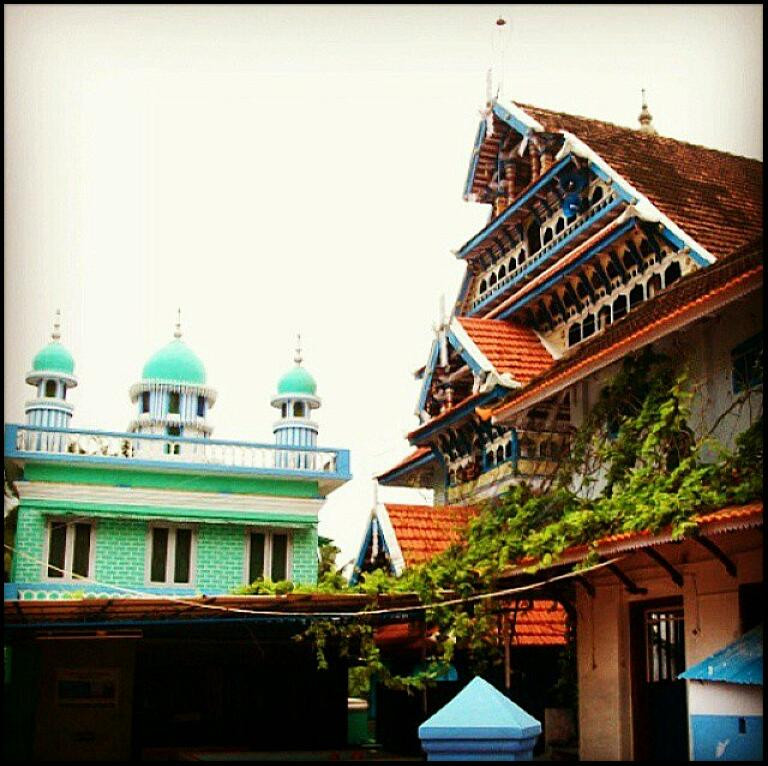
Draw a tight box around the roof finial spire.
[52,309,61,342]
[294,333,303,366]
[174,308,182,339]
[638,88,657,135]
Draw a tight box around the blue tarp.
[680,625,762,685]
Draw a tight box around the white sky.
[4,4,763,571]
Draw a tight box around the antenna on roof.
[491,16,510,102]
[638,88,657,135]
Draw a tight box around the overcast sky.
[4,4,762,571]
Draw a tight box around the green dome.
[142,339,206,384]
[277,365,317,396]
[32,341,75,375]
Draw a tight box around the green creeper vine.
[232,350,763,692]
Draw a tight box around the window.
[598,305,612,330]
[281,403,287,418]
[196,396,205,417]
[526,222,541,255]
[293,402,306,418]
[489,273,497,288]
[498,264,507,280]
[45,520,93,580]
[496,445,505,464]
[568,323,582,347]
[543,227,553,245]
[582,313,596,339]
[147,525,195,585]
[555,217,565,234]
[664,261,681,287]
[644,607,685,682]
[141,392,150,414]
[168,392,180,415]
[165,425,181,454]
[646,273,662,299]
[45,380,57,398]
[479,279,487,294]
[246,530,291,583]
[731,333,763,393]
[612,294,628,321]
[629,283,645,309]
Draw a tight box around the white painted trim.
[494,99,545,133]
[374,503,406,576]
[243,527,293,584]
[145,522,197,586]
[554,132,716,264]
[42,517,97,582]
[16,481,323,517]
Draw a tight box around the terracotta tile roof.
[492,237,763,420]
[407,390,486,440]
[377,447,434,482]
[516,103,763,259]
[456,316,554,384]
[384,503,476,566]
[382,504,568,646]
[517,503,763,570]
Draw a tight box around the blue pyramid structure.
[419,677,541,760]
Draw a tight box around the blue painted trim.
[457,155,574,259]
[417,340,440,415]
[378,450,437,485]
[410,386,507,444]
[660,226,711,267]
[463,119,487,199]
[376,518,396,576]
[445,328,484,374]
[491,102,534,138]
[6,582,203,598]
[690,714,763,761]
[454,270,473,312]
[349,521,374,586]
[467,194,625,316]
[498,218,637,319]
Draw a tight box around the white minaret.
[25,310,78,430]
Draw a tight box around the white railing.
[7,425,347,477]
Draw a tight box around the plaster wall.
[575,534,761,761]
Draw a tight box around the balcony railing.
[4,424,350,480]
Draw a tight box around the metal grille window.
[645,607,686,682]
[246,530,291,583]
[147,525,195,585]
[731,333,763,393]
[45,520,94,580]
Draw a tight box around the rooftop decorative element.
[141,312,206,384]
[277,335,318,396]
[31,310,75,375]
[638,88,657,135]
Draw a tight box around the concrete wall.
[575,531,762,761]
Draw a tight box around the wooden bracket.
[643,548,684,587]
[607,563,647,595]
[692,535,737,577]
[572,575,595,598]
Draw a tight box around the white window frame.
[42,517,96,582]
[243,528,293,584]
[145,523,197,586]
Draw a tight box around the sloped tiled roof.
[517,102,763,259]
[382,503,567,646]
[491,236,763,420]
[457,316,554,384]
[384,503,475,565]
[377,447,434,483]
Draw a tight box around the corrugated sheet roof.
[680,625,763,685]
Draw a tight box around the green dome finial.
[141,312,206,384]
[277,334,317,396]
[32,309,75,375]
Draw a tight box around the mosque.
[5,311,350,600]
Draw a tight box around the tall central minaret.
[271,336,321,466]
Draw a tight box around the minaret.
[638,89,657,135]
[271,335,321,467]
[129,310,217,446]
[25,310,78,429]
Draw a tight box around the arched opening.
[664,261,682,287]
[591,186,604,205]
[639,239,652,258]
[576,281,588,300]
[293,402,306,418]
[646,273,662,299]
[168,392,180,415]
[518,248,527,264]
[543,228,553,245]
[509,257,517,271]
[606,260,619,281]
[568,323,582,347]
[45,380,57,398]
[498,264,507,280]
[505,440,513,459]
[629,283,645,308]
[489,273,497,288]
[582,313,596,339]
[526,222,541,255]
[598,305,612,329]
[479,279,487,294]
[281,403,287,418]
[141,392,150,414]
[197,396,205,417]
[555,217,565,234]
[496,445,505,464]
[622,250,635,270]
[613,294,628,321]
[486,451,495,468]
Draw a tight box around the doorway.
[629,598,689,761]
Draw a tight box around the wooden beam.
[643,548,683,587]
[572,574,595,598]
[692,535,737,577]
[607,564,647,595]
